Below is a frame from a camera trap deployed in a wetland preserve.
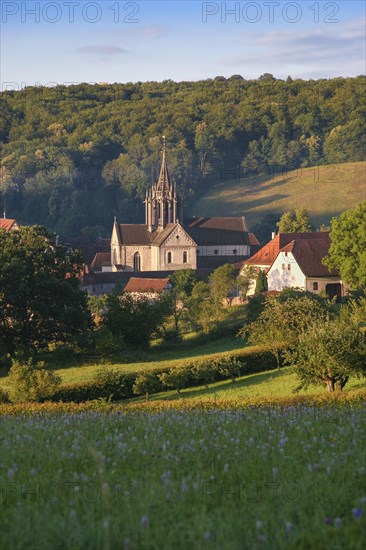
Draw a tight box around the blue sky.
[1,1,365,87]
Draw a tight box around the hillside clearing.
[191,162,366,229]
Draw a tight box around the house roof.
[244,232,331,268]
[123,277,171,293]
[279,237,338,277]
[184,217,250,245]
[90,252,111,272]
[0,218,17,232]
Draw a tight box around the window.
[167,251,172,264]
[282,263,286,270]
[287,264,291,270]
[196,249,200,255]
[233,249,237,254]
[133,252,141,272]
[183,251,187,263]
[313,282,319,291]
[285,251,288,257]
[214,249,218,255]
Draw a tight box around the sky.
[1,0,365,88]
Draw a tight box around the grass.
[191,161,366,229]
[135,366,366,403]
[0,336,245,389]
[1,405,365,549]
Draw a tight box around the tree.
[102,292,172,348]
[237,266,258,301]
[244,294,329,368]
[209,264,236,306]
[254,270,268,294]
[284,317,366,392]
[0,226,91,360]
[168,269,198,336]
[185,281,218,333]
[277,207,313,233]
[323,201,366,289]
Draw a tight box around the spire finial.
[162,135,166,157]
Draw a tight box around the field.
[1,403,365,549]
[191,161,366,229]
[139,367,366,402]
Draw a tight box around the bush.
[51,369,136,403]
[133,372,163,397]
[159,368,194,394]
[8,359,61,402]
[0,387,10,403]
[46,345,280,403]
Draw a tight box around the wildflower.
[334,518,342,528]
[324,516,332,525]
[285,522,292,533]
[124,538,131,550]
[352,508,363,519]
[141,515,149,529]
[204,531,211,540]
[256,520,263,530]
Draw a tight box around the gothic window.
[183,251,187,263]
[133,252,141,272]
[167,251,172,264]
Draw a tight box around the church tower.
[145,136,181,232]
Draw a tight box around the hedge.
[47,345,281,403]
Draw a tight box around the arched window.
[167,251,172,264]
[133,252,141,272]
[183,251,187,263]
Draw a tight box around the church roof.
[184,217,250,245]
[116,217,252,247]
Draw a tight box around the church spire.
[156,135,171,194]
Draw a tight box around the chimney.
[271,231,276,240]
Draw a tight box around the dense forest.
[0,74,365,238]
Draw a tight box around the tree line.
[1,74,365,237]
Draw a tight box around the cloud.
[75,45,126,56]
[225,17,365,76]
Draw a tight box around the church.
[109,138,258,273]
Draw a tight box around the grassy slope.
[190,161,366,229]
[141,367,366,402]
[0,337,244,389]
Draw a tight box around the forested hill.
[1,75,365,238]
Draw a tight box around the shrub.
[8,359,61,402]
[0,387,10,403]
[133,372,163,397]
[51,370,135,403]
[159,368,194,394]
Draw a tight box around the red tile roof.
[0,218,17,232]
[244,232,331,268]
[279,237,338,277]
[124,277,171,293]
[90,252,111,272]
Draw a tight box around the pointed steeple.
[156,135,171,194]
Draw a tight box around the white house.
[267,235,344,300]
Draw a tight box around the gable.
[155,224,197,248]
